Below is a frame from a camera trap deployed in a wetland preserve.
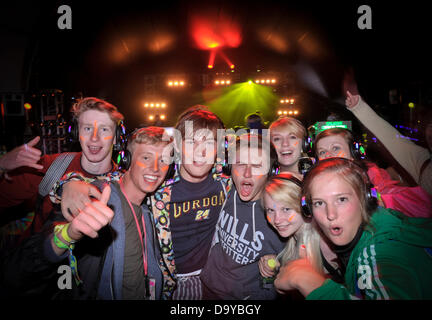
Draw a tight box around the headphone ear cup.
[350,142,361,160]
[113,121,126,152]
[117,149,131,170]
[165,163,176,180]
[222,163,231,176]
[303,137,311,155]
[301,196,313,218]
[365,185,378,214]
[68,118,79,143]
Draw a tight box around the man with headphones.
[200,133,285,300]
[0,97,124,246]
[2,127,172,299]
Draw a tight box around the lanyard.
[118,179,148,279]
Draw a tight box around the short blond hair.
[127,126,173,154]
[269,116,306,140]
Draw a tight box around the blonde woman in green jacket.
[274,157,432,299]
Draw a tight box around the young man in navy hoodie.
[200,133,285,300]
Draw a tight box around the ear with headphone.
[300,158,378,218]
[67,118,79,144]
[302,135,312,155]
[350,139,367,160]
[113,121,127,152]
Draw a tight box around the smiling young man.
[2,127,172,299]
[0,97,123,251]
[150,107,231,299]
[200,133,285,300]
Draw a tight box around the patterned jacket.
[150,164,232,299]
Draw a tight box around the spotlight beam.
[208,50,216,69]
[219,50,234,69]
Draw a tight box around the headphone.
[302,135,313,155]
[300,157,378,218]
[67,118,127,153]
[222,133,278,177]
[116,128,176,180]
[268,172,303,188]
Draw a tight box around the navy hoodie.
[200,187,285,300]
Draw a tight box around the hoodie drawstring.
[252,202,256,243]
[232,190,237,248]
[231,190,257,247]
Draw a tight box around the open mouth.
[330,226,343,236]
[88,145,102,155]
[239,181,254,197]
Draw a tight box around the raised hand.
[0,136,43,172]
[61,180,102,222]
[67,184,113,241]
[345,90,360,109]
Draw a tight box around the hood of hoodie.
[366,207,432,247]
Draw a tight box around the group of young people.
[0,91,431,300]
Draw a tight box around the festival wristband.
[53,232,71,250]
[54,223,76,244]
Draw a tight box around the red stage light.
[189,14,242,50]
[189,13,241,69]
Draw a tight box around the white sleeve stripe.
[370,245,390,300]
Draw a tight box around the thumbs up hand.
[67,184,114,241]
[0,136,43,174]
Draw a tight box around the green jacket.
[307,207,432,300]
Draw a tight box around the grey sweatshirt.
[200,188,285,300]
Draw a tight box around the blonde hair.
[127,126,173,154]
[269,116,307,141]
[261,173,323,273]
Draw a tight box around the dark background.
[1,0,431,150]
